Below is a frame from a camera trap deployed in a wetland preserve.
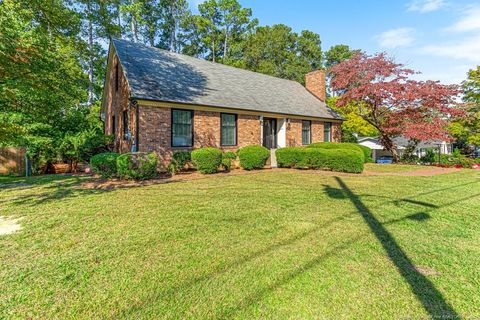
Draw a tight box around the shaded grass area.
[0,170,479,319]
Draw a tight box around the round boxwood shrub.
[237,145,270,170]
[90,152,120,178]
[169,151,192,173]
[221,152,236,172]
[191,147,223,174]
[173,151,191,167]
[307,142,369,163]
[276,147,364,173]
[223,151,237,160]
[116,152,158,180]
[221,158,232,171]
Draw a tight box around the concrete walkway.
[270,149,278,168]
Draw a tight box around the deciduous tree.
[449,66,480,146]
[331,52,462,161]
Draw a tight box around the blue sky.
[189,0,480,84]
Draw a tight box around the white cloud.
[422,34,480,62]
[407,0,446,13]
[375,28,415,48]
[446,6,480,32]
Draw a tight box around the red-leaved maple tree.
[330,52,463,161]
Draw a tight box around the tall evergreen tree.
[159,0,190,52]
[237,24,322,84]
[181,0,256,62]
[74,0,120,105]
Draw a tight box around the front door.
[263,118,277,149]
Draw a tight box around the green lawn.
[1,166,479,319]
[364,163,439,173]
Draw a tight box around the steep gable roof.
[112,38,341,120]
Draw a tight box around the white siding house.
[358,136,452,162]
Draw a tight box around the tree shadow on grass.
[215,235,365,319]
[117,175,475,318]
[0,175,112,207]
[117,209,360,318]
[331,177,459,319]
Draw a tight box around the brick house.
[101,39,343,166]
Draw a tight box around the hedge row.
[188,145,269,173]
[307,142,372,163]
[276,147,364,173]
[90,152,158,180]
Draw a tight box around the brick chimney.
[305,70,326,102]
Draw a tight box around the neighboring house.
[358,136,452,161]
[101,38,343,165]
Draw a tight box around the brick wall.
[237,114,262,147]
[286,119,303,147]
[286,119,333,146]
[137,106,263,166]
[135,104,341,167]
[312,121,324,142]
[332,122,342,142]
[194,111,220,148]
[305,70,326,102]
[104,54,135,153]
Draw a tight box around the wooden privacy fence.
[0,147,26,176]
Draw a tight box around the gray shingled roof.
[112,38,341,120]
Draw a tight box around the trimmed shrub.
[221,152,236,171]
[173,151,191,167]
[191,147,223,174]
[276,147,364,173]
[117,152,158,180]
[356,145,373,163]
[90,152,120,178]
[223,151,237,160]
[237,145,270,170]
[221,158,232,171]
[169,151,192,173]
[307,142,370,163]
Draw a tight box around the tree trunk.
[131,18,138,42]
[116,3,122,35]
[404,139,420,158]
[223,26,228,60]
[379,134,400,162]
[148,30,154,46]
[170,24,177,52]
[211,39,215,62]
[87,2,94,106]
